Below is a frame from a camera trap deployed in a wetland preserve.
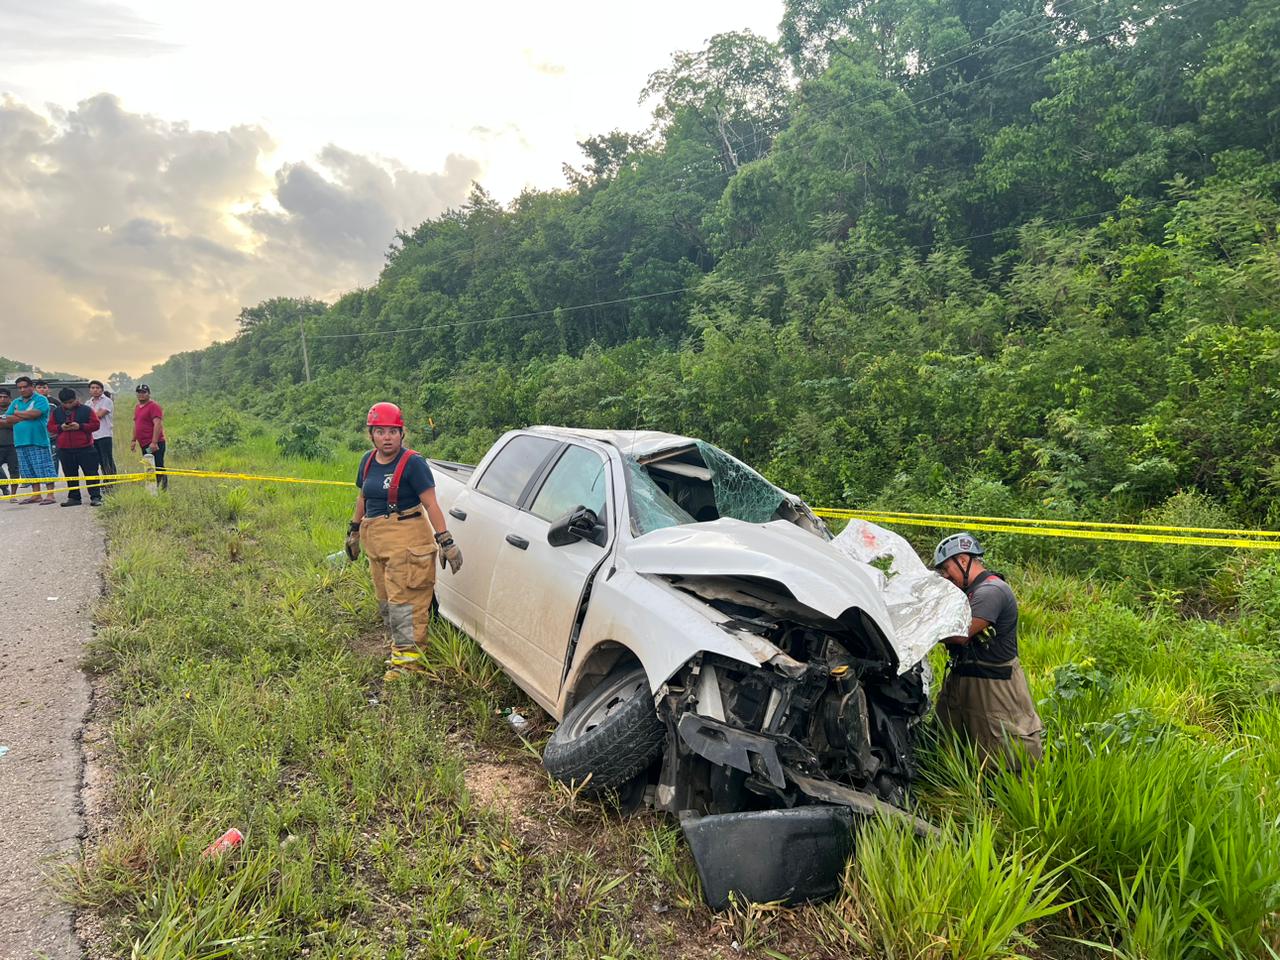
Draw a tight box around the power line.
[307,286,697,339]
[310,1,1199,344]
[308,201,1158,340]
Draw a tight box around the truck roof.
[527,426,698,458]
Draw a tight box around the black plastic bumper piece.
[680,806,855,910]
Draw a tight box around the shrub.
[1239,553,1280,628]
[171,415,245,457]
[1108,491,1241,611]
[1039,661,1118,731]
[1075,706,1180,751]
[275,422,330,461]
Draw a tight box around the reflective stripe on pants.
[361,510,437,654]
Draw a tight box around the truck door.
[436,434,561,642]
[485,443,612,711]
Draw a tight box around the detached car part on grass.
[428,428,967,908]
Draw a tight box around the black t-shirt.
[964,575,1019,662]
[356,449,435,518]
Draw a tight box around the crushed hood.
[829,519,971,669]
[625,518,919,671]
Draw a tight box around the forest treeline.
[149,0,1280,526]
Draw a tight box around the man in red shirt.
[130,383,167,490]
[49,388,102,506]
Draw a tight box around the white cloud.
[0,0,174,62]
[0,94,480,376]
[0,1,784,375]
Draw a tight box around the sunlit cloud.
[0,94,480,376]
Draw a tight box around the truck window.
[475,434,560,506]
[625,441,789,535]
[530,444,608,524]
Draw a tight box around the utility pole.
[300,320,312,384]
[184,356,191,396]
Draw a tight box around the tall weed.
[990,737,1280,958]
[816,814,1069,960]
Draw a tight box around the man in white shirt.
[87,380,117,482]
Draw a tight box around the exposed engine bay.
[651,574,931,826]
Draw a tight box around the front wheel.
[543,665,665,795]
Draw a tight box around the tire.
[543,665,665,795]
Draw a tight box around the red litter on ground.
[202,828,244,858]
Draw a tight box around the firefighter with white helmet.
[347,402,462,680]
[932,532,1043,767]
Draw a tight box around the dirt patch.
[348,628,387,660]
[464,759,548,828]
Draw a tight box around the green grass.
[73,421,1280,958]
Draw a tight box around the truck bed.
[428,459,475,483]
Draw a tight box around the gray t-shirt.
[966,575,1018,663]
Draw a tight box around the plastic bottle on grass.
[142,453,158,495]
[202,827,243,858]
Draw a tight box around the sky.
[0,0,783,377]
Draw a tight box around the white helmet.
[932,532,984,568]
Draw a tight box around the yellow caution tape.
[2,471,153,485]
[9,457,1272,551]
[0,476,149,502]
[819,507,1280,540]
[156,468,349,487]
[816,510,1280,551]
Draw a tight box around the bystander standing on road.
[50,388,102,507]
[33,380,59,473]
[0,387,19,496]
[2,376,56,504]
[86,380,117,484]
[130,383,167,490]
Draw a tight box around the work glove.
[435,530,463,574]
[345,521,361,562]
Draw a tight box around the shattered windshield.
[626,442,789,535]
[695,441,787,523]
[625,458,696,532]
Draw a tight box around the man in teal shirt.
[1,376,57,504]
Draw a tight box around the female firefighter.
[346,402,463,680]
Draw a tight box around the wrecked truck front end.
[617,532,939,907]
[623,524,937,822]
[615,446,960,905]
[545,435,965,906]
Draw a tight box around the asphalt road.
[0,494,99,960]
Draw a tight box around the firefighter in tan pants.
[932,532,1043,769]
[345,402,463,680]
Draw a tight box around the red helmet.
[366,402,404,428]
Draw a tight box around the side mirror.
[548,505,606,548]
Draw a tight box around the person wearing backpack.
[346,402,463,681]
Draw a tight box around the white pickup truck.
[430,427,955,863]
